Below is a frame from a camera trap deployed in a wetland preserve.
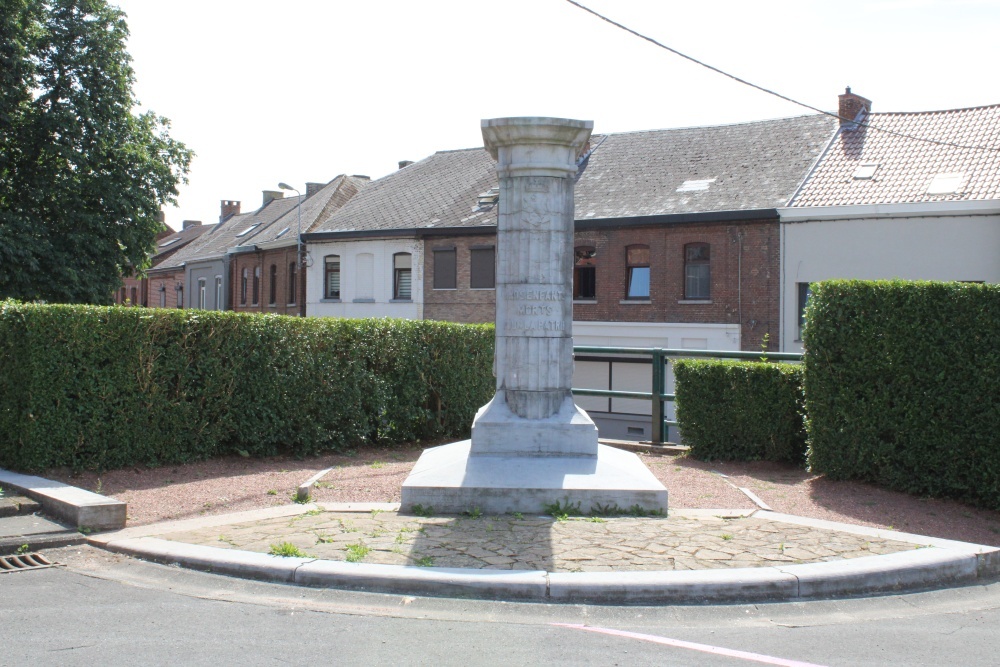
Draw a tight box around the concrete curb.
[0,469,126,531]
[88,506,1000,604]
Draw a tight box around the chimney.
[305,182,324,197]
[220,200,241,222]
[262,190,284,207]
[838,87,872,127]
[398,160,414,170]
[182,220,202,230]
[154,211,166,225]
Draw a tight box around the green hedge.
[803,280,1000,509]
[674,359,806,463]
[0,302,495,472]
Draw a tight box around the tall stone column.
[471,117,599,457]
[400,117,667,515]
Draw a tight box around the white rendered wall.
[781,211,1000,352]
[572,321,741,441]
[306,238,423,320]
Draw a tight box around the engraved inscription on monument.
[502,287,568,336]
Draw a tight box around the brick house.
[116,218,213,307]
[228,175,368,316]
[779,90,1000,351]
[304,113,836,440]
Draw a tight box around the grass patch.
[269,542,308,558]
[345,542,371,563]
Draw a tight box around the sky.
[111,0,1000,231]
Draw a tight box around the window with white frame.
[625,245,650,299]
[393,252,412,300]
[198,278,206,309]
[324,255,340,299]
[159,285,166,308]
[215,276,223,310]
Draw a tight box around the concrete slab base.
[400,440,668,515]
[0,468,126,530]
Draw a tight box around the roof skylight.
[158,238,180,248]
[927,173,965,195]
[235,224,260,237]
[852,163,879,180]
[274,227,290,239]
[676,179,716,192]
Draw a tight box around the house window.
[574,247,597,299]
[433,247,456,289]
[215,277,223,310]
[176,284,184,308]
[119,287,126,304]
[684,243,710,299]
[130,286,137,306]
[470,246,495,289]
[288,262,297,304]
[159,285,166,308]
[355,253,374,300]
[252,266,260,305]
[393,252,412,300]
[625,245,650,299]
[198,278,206,310]
[268,264,277,306]
[797,283,812,340]
[324,255,340,299]
[240,268,248,305]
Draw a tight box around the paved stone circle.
[160,510,919,573]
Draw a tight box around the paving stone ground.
[160,510,920,572]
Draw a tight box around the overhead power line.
[564,0,1000,154]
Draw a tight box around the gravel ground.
[43,444,1000,547]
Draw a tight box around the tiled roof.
[577,114,836,218]
[309,114,836,235]
[311,149,497,234]
[150,223,214,265]
[239,175,369,246]
[790,105,1000,207]
[152,212,255,270]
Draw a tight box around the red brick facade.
[147,269,186,309]
[230,246,305,316]
[423,234,496,324]
[421,220,780,351]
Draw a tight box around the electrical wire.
[564,0,1000,154]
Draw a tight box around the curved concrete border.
[89,507,1000,604]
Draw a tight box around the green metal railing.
[571,346,803,444]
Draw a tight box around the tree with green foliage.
[0,0,193,304]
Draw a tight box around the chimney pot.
[182,220,203,230]
[262,190,284,207]
[398,160,414,170]
[220,200,241,222]
[838,87,872,128]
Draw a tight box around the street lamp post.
[278,182,303,316]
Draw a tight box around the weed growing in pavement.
[391,546,405,555]
[315,534,335,544]
[16,544,29,554]
[370,529,385,538]
[94,478,103,495]
[0,486,5,498]
[410,504,434,517]
[370,461,385,469]
[266,489,277,496]
[511,512,524,520]
[414,556,434,567]
[290,509,323,523]
[345,542,371,563]
[485,524,494,532]
[721,533,734,541]
[543,499,581,520]
[370,508,384,518]
[292,492,311,504]
[588,516,605,523]
[314,481,336,490]
[463,507,483,520]
[269,542,308,558]
[217,535,238,547]
[77,526,92,535]
[395,532,407,544]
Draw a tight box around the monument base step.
[400,440,668,516]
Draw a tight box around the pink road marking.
[551,623,827,667]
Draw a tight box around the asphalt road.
[2,545,999,666]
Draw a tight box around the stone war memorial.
[401,117,668,515]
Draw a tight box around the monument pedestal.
[400,441,669,515]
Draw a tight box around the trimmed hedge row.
[803,280,1000,509]
[0,302,495,472]
[674,359,806,463]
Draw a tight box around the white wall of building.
[780,202,1000,352]
[306,238,423,320]
[571,321,741,441]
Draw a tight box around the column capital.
[481,117,593,179]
